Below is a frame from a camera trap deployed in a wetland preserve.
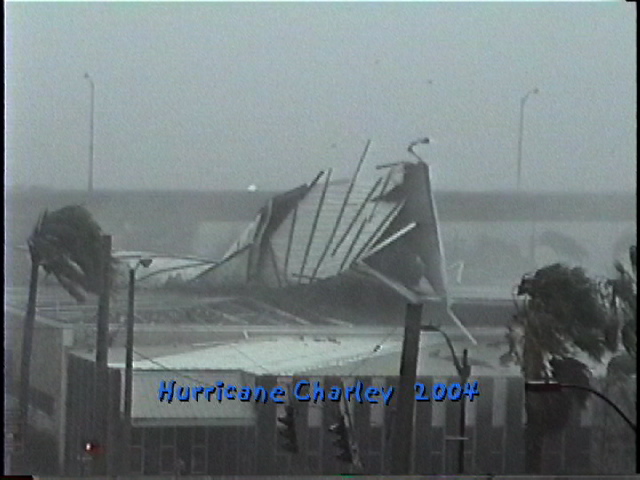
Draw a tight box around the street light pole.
[84,73,95,196]
[421,325,471,474]
[516,87,539,190]
[122,258,152,475]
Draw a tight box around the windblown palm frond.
[517,263,615,362]
[28,205,113,302]
[515,252,635,474]
[19,204,113,441]
[608,245,637,363]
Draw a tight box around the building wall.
[65,355,122,476]
[5,308,74,473]
[63,363,637,476]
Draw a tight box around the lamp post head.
[409,137,430,150]
[130,257,153,272]
[139,257,153,268]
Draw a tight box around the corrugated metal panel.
[269,172,405,284]
[194,247,251,288]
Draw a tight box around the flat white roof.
[113,336,404,376]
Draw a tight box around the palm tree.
[510,263,617,473]
[18,205,112,442]
[607,245,637,373]
[596,245,637,473]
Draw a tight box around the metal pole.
[84,73,95,196]
[94,234,111,475]
[390,303,423,474]
[457,349,470,474]
[516,88,538,190]
[122,267,135,474]
[516,96,526,191]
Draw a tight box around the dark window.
[30,387,55,416]
[160,446,175,473]
[307,429,320,452]
[143,429,161,475]
[369,428,382,452]
[130,446,143,474]
[192,446,206,473]
[307,456,319,472]
[193,427,206,446]
[176,428,193,474]
[161,427,175,447]
[225,428,238,471]
[131,428,143,447]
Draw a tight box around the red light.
[84,442,104,455]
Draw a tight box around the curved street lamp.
[421,325,471,474]
[408,137,431,163]
[516,87,539,190]
[84,73,95,196]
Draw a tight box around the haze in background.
[5,2,637,192]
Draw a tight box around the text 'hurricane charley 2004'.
[157,379,480,405]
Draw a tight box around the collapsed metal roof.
[190,144,476,343]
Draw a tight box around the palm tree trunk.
[18,258,39,441]
[524,400,545,473]
[523,318,545,474]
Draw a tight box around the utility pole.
[390,303,423,474]
[456,349,470,474]
[516,87,539,190]
[121,258,151,474]
[122,267,136,474]
[94,234,111,475]
[84,73,95,197]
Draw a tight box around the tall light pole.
[122,257,152,475]
[421,325,471,474]
[84,73,95,196]
[516,87,539,190]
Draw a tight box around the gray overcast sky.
[5,2,637,192]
